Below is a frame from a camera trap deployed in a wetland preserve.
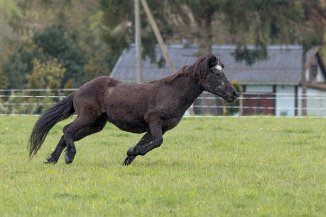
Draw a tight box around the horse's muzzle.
[226,90,238,102]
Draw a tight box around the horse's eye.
[215,72,222,77]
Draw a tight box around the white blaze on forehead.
[215,64,223,70]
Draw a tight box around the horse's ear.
[207,55,218,68]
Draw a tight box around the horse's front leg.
[123,132,152,165]
[123,120,163,165]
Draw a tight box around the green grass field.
[0,116,325,217]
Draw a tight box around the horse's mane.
[152,55,209,84]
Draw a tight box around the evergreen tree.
[33,24,85,87]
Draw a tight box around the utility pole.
[140,0,176,74]
[135,0,143,83]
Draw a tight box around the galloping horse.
[29,54,238,165]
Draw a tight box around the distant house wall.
[297,87,323,116]
[245,85,273,93]
[306,88,326,116]
[275,85,296,116]
[243,85,275,115]
[243,84,296,116]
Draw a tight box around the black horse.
[29,54,238,165]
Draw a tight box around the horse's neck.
[170,74,203,108]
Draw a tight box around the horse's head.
[201,55,238,102]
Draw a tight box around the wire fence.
[1,89,326,116]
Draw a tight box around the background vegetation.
[0,116,325,216]
[0,0,326,89]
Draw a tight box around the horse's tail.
[29,93,75,158]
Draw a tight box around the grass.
[0,116,325,217]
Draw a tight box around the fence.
[0,89,76,115]
[1,89,326,116]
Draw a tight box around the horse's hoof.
[44,161,57,164]
[45,157,58,164]
[65,154,74,164]
[123,156,136,166]
[127,147,136,156]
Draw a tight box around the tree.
[33,24,86,87]
[99,0,175,66]
[3,41,35,88]
[180,0,224,55]
[0,0,23,88]
[1,0,326,91]
[6,58,65,114]
[3,24,86,88]
[28,58,65,89]
[1,0,112,88]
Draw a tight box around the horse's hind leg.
[64,114,107,164]
[46,135,66,164]
[63,116,90,164]
[46,122,73,164]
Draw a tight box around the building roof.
[110,44,315,85]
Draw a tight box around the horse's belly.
[107,116,148,133]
